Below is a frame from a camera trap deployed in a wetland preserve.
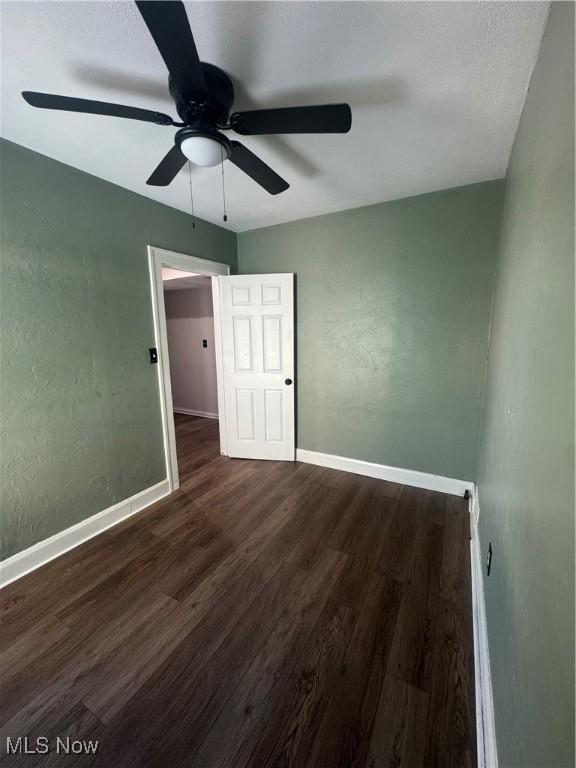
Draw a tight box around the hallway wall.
[164,286,218,418]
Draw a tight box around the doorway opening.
[162,268,219,486]
[149,246,296,493]
[148,246,230,492]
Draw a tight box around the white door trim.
[469,490,499,768]
[148,246,230,491]
[211,275,228,456]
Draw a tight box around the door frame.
[148,246,230,492]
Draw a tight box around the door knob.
[285,378,293,385]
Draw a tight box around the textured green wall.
[0,139,236,559]
[477,4,575,767]
[238,181,504,480]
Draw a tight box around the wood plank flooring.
[0,414,476,767]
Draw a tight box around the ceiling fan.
[22,0,352,195]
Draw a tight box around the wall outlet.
[487,542,493,576]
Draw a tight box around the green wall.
[238,181,504,481]
[0,139,236,559]
[1,12,574,760]
[477,4,575,767]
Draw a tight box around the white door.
[217,274,294,460]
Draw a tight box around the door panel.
[233,316,254,371]
[262,316,283,371]
[219,274,294,460]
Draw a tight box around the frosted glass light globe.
[180,136,224,167]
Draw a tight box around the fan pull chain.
[221,145,228,223]
[188,162,196,229]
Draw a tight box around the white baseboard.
[296,448,473,497]
[0,479,170,589]
[470,495,498,768]
[173,408,218,420]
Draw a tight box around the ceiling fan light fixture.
[21,2,351,193]
[177,130,231,167]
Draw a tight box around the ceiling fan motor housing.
[169,62,235,127]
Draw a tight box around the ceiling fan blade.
[135,1,207,100]
[147,145,187,186]
[22,91,174,125]
[229,142,289,195]
[230,104,352,135]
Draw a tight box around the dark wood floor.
[0,414,475,767]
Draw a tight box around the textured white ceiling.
[1,1,549,232]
